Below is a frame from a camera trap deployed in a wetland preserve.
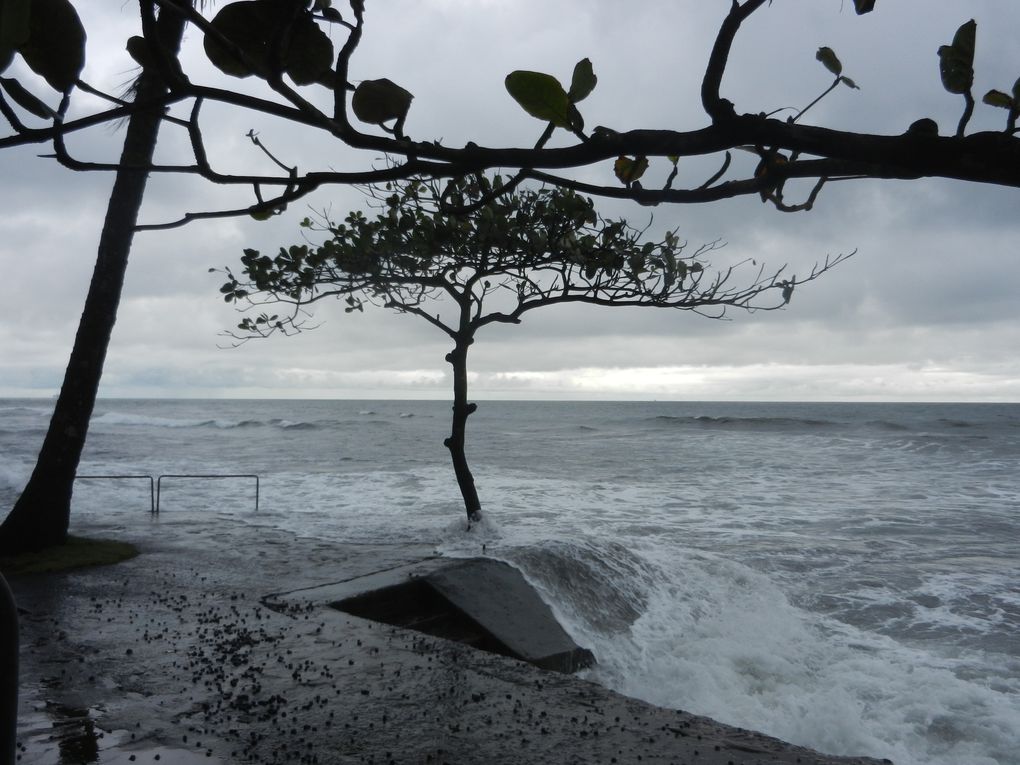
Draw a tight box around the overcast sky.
[2,1,1019,401]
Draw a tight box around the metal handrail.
[156,474,260,514]
[75,474,155,513]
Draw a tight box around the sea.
[1,398,1018,765]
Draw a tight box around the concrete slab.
[270,557,596,673]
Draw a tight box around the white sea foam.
[0,456,28,493]
[0,405,52,417]
[503,540,1020,765]
[90,412,328,432]
[91,412,231,429]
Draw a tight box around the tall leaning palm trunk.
[0,6,187,554]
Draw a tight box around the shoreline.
[8,516,891,765]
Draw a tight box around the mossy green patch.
[0,535,139,575]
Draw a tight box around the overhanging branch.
[702,0,770,122]
[3,0,1018,226]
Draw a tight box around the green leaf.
[19,0,85,92]
[567,102,584,133]
[284,16,333,85]
[816,47,842,77]
[567,57,596,103]
[250,208,274,221]
[937,19,975,95]
[664,247,677,276]
[351,78,413,125]
[853,0,876,13]
[628,253,646,276]
[951,18,976,58]
[0,0,31,50]
[982,89,1014,109]
[667,155,679,165]
[839,76,859,90]
[315,68,342,90]
[505,70,572,128]
[0,75,54,117]
[321,7,344,23]
[125,36,153,69]
[204,0,275,79]
[614,155,648,185]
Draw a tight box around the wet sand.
[7,515,892,764]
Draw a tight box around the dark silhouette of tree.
[219,176,849,523]
[2,1,1017,229]
[0,3,187,554]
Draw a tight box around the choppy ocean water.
[1,398,1018,765]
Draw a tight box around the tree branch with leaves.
[1,0,1018,229]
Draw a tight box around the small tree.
[220,177,849,523]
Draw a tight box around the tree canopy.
[221,176,845,339]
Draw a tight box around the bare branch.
[698,152,733,190]
[794,78,842,124]
[75,80,190,128]
[957,91,976,138]
[702,0,770,122]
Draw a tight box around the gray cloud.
[2,2,1019,400]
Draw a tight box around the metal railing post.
[0,571,18,765]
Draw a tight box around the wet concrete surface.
[7,515,892,764]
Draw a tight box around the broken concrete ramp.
[281,557,596,674]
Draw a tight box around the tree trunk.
[0,572,16,765]
[0,8,186,555]
[443,335,483,524]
